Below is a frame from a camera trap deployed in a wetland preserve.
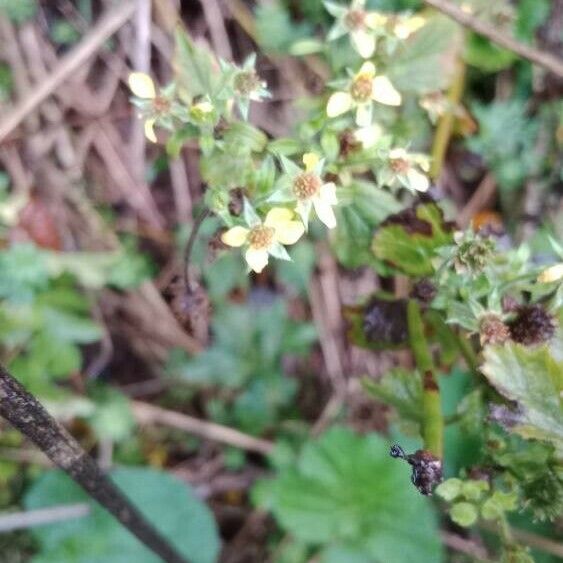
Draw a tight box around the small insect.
[390,444,443,496]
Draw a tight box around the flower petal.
[264,207,294,228]
[245,247,269,273]
[355,102,373,127]
[366,12,389,29]
[275,220,305,245]
[313,197,337,229]
[327,92,353,118]
[128,72,156,99]
[320,182,338,205]
[389,147,407,159]
[303,152,320,173]
[144,119,157,143]
[221,226,249,247]
[372,76,402,106]
[351,29,376,58]
[358,61,376,78]
[407,168,430,192]
[538,263,563,283]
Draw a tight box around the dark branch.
[0,363,189,563]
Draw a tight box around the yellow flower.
[379,148,430,192]
[326,62,401,127]
[324,0,388,58]
[538,263,563,283]
[128,72,159,142]
[270,153,338,229]
[221,207,305,273]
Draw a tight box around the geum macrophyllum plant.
[379,148,431,193]
[221,203,305,273]
[269,153,338,230]
[128,71,214,142]
[324,0,386,58]
[326,61,402,127]
[219,53,271,120]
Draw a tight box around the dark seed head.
[410,279,437,304]
[509,305,556,346]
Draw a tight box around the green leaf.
[388,15,462,93]
[465,34,516,72]
[363,368,422,425]
[44,251,120,288]
[257,427,443,563]
[481,343,563,458]
[87,387,135,442]
[0,0,37,23]
[25,467,220,563]
[372,203,454,276]
[435,478,463,502]
[42,308,102,344]
[173,28,219,99]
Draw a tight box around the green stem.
[407,300,444,458]
[455,329,480,375]
[430,58,466,180]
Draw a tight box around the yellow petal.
[313,197,337,229]
[128,72,156,99]
[365,12,389,29]
[321,182,338,205]
[357,61,376,78]
[327,92,353,118]
[351,29,375,58]
[245,247,269,273]
[144,119,157,143]
[274,220,305,245]
[372,76,401,106]
[303,152,320,172]
[264,207,293,228]
[221,226,249,247]
[538,263,563,283]
[407,168,429,192]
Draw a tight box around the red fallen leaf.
[16,196,62,250]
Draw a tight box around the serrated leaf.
[481,343,563,458]
[257,427,443,563]
[24,467,220,563]
[173,29,219,99]
[388,15,462,94]
[372,203,454,276]
[363,368,422,424]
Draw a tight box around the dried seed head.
[339,130,361,157]
[410,279,437,303]
[228,188,246,217]
[455,235,495,273]
[350,74,373,103]
[509,305,556,346]
[293,172,321,200]
[248,225,275,250]
[345,8,366,30]
[390,444,443,496]
[479,315,511,346]
[233,70,261,96]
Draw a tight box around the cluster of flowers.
[126,0,436,274]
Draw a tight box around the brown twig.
[132,401,273,456]
[423,0,563,77]
[0,0,137,142]
[0,363,189,563]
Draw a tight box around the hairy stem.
[183,207,211,290]
[0,364,189,563]
[407,300,443,458]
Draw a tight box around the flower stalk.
[407,300,443,459]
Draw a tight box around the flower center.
[345,9,366,30]
[350,75,373,103]
[248,225,275,249]
[152,95,170,114]
[293,172,321,200]
[234,70,261,96]
[390,158,410,174]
